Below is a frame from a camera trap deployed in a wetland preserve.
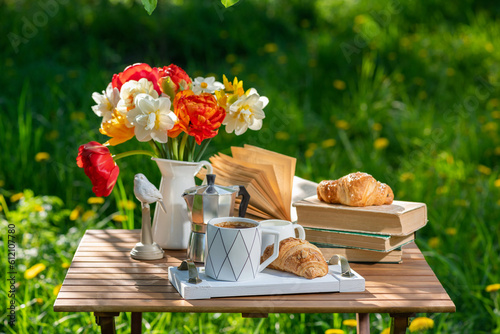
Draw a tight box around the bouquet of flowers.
[77,63,268,197]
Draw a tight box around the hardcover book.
[318,244,404,263]
[304,228,415,252]
[293,196,427,236]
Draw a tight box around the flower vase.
[151,157,212,249]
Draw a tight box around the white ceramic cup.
[260,220,306,253]
[205,217,280,281]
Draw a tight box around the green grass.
[1,0,500,333]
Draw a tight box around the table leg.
[94,312,120,334]
[131,312,142,334]
[390,313,414,334]
[356,313,370,334]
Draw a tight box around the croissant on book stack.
[293,172,428,263]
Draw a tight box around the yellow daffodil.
[35,152,50,162]
[486,283,500,293]
[409,317,434,332]
[100,109,136,146]
[25,263,46,279]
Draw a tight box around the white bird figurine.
[133,173,167,213]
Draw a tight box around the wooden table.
[53,229,455,334]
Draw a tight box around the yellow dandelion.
[485,42,494,53]
[264,43,278,53]
[275,131,290,140]
[417,91,427,100]
[335,120,350,130]
[478,165,492,175]
[62,263,71,269]
[225,54,237,64]
[24,263,46,280]
[305,144,316,158]
[333,79,346,90]
[0,179,4,187]
[278,55,288,64]
[394,73,405,82]
[486,283,500,292]
[494,179,500,188]
[53,283,62,296]
[118,199,136,210]
[70,111,86,121]
[308,58,317,68]
[46,130,59,141]
[436,185,448,195]
[33,204,44,212]
[354,14,367,25]
[400,172,415,182]
[82,210,96,222]
[409,317,434,332]
[36,297,44,305]
[325,329,345,334]
[445,227,457,236]
[342,319,357,327]
[453,199,468,207]
[428,237,440,248]
[10,192,24,202]
[413,77,425,86]
[374,138,389,150]
[372,123,382,131]
[69,206,82,221]
[446,68,455,77]
[495,147,500,155]
[87,197,105,205]
[35,152,50,162]
[112,214,128,223]
[322,139,336,148]
[381,328,391,334]
[491,111,500,119]
[482,122,498,132]
[418,49,428,58]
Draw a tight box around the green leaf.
[221,0,239,8]
[141,0,157,15]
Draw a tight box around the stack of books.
[293,196,427,263]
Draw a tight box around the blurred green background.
[1,0,500,333]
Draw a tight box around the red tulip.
[76,141,120,197]
[111,63,161,95]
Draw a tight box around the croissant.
[261,237,328,279]
[317,172,394,207]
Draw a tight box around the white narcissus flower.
[126,94,177,143]
[224,88,268,135]
[117,78,159,116]
[91,83,120,122]
[192,76,224,94]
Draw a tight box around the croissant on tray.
[261,237,328,279]
[317,172,394,207]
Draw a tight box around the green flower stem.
[112,150,155,161]
[179,133,189,161]
[194,138,212,162]
[171,137,179,160]
[149,141,161,157]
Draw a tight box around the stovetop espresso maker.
[182,174,250,262]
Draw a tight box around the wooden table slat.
[55,229,455,317]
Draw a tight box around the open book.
[199,145,296,220]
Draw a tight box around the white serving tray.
[168,264,365,300]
